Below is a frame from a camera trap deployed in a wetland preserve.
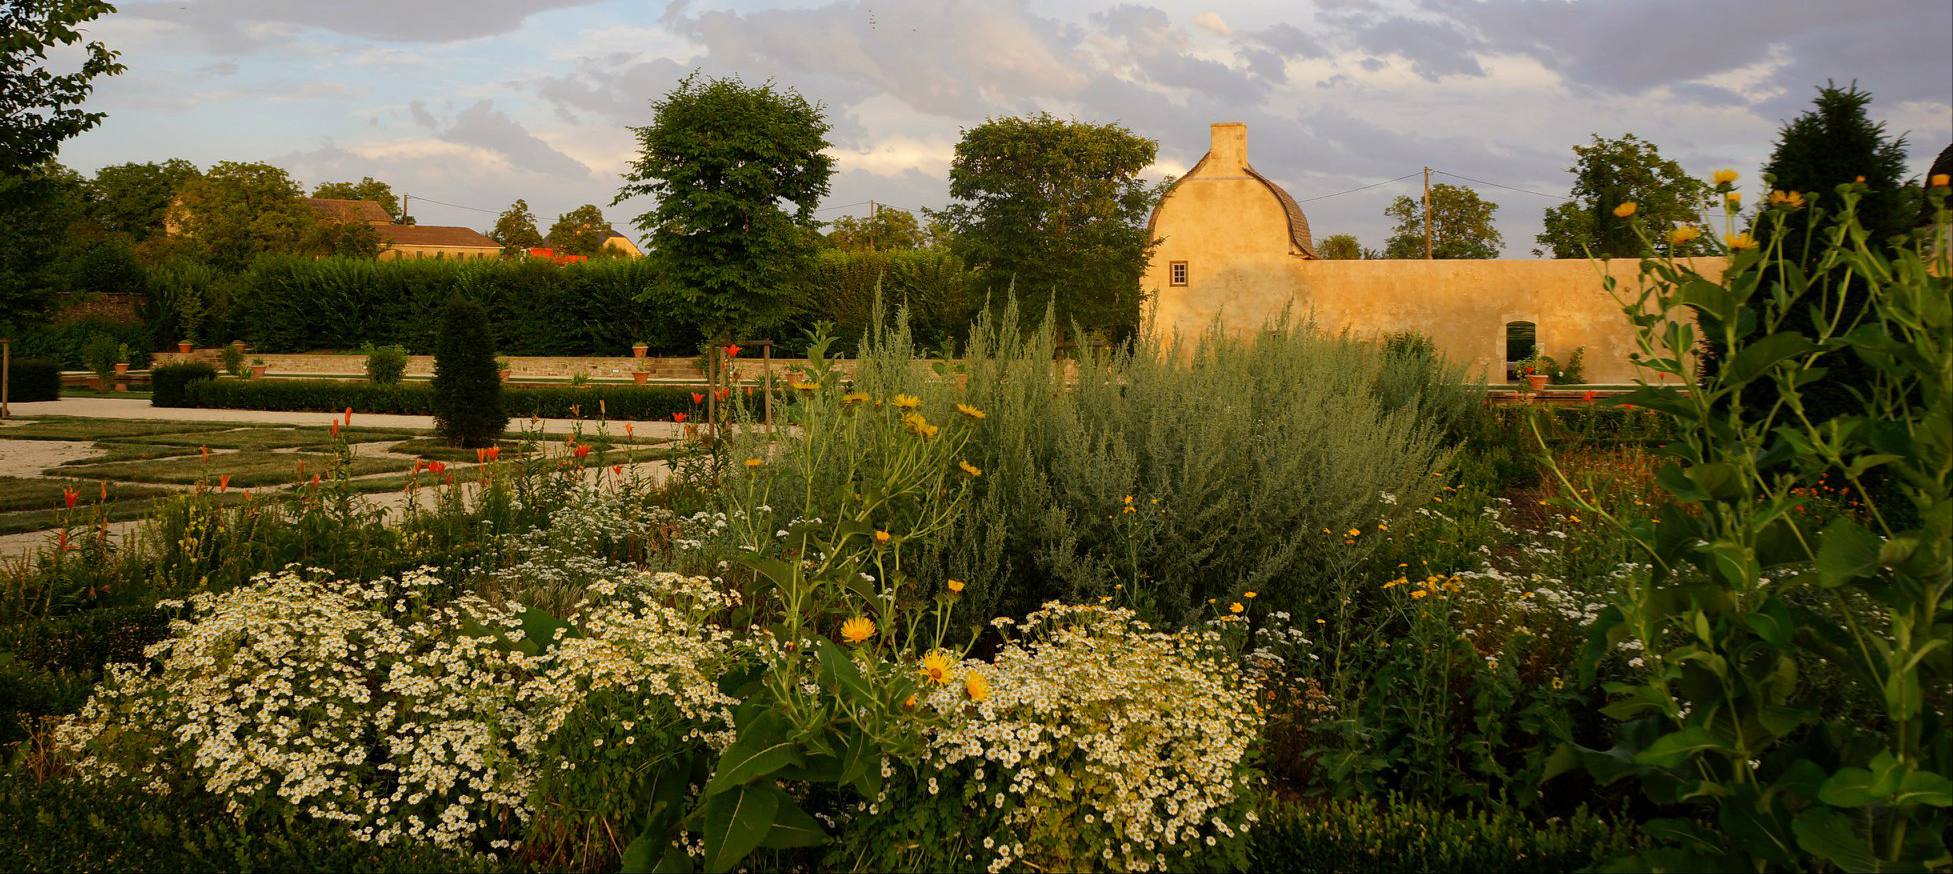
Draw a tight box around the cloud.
[437,101,592,179]
[1194,11,1231,36]
[118,0,602,51]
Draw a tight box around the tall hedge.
[4,357,61,402]
[191,250,984,356]
[432,295,506,447]
[177,378,735,421]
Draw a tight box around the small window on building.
[1169,261,1188,286]
[1505,321,1536,382]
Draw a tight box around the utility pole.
[1423,167,1433,260]
[402,193,410,225]
[867,200,876,252]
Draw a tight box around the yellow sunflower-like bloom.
[743,457,764,469]
[955,402,986,419]
[1669,225,1702,246]
[958,460,982,477]
[1724,232,1759,251]
[1612,202,1637,218]
[920,650,955,686]
[1933,173,1950,188]
[1228,602,1244,614]
[947,578,966,593]
[840,616,876,645]
[842,392,871,406]
[892,394,921,409]
[1712,168,1739,187]
[874,530,891,544]
[964,670,990,702]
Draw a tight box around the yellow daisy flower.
[920,650,955,686]
[840,616,876,645]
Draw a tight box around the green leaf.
[620,829,664,874]
[1741,599,1795,648]
[837,727,881,796]
[1892,769,1953,807]
[518,606,576,654]
[702,782,781,874]
[1793,807,1882,873]
[652,845,693,874]
[1723,332,1819,386]
[1817,518,1882,587]
[817,638,875,703]
[1635,726,1734,769]
[706,712,804,796]
[1817,767,1879,807]
[759,794,829,849]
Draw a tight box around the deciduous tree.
[85,159,201,241]
[1536,133,1713,258]
[488,198,544,255]
[1,1,124,176]
[546,204,613,257]
[939,113,1160,340]
[1315,233,1370,260]
[170,161,316,270]
[828,207,924,251]
[1382,184,1503,259]
[617,72,834,337]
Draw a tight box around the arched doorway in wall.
[1504,321,1536,382]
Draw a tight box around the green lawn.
[0,417,236,441]
[57,450,415,488]
[121,425,420,452]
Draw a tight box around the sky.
[51,0,1953,257]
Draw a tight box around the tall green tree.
[1,1,124,176]
[170,161,316,270]
[546,204,612,257]
[1381,185,1503,259]
[1536,133,1713,258]
[311,177,401,221]
[431,294,506,447]
[1314,233,1369,260]
[1759,82,1913,260]
[828,206,924,251]
[617,72,834,337]
[488,198,544,255]
[0,163,86,324]
[940,113,1160,340]
[86,159,201,242]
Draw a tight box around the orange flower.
[428,461,446,475]
[874,529,891,545]
[344,407,353,427]
[311,473,321,488]
[672,412,689,423]
[485,447,501,461]
[218,474,231,493]
[573,444,591,459]
[625,423,635,437]
[947,579,966,593]
[611,464,623,475]
[1612,202,1637,217]
[724,343,742,358]
[692,392,705,404]
[716,388,730,401]
[62,487,79,508]
[477,448,488,463]
[1932,173,1951,188]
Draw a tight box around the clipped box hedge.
[1250,796,1640,874]
[4,357,62,402]
[177,377,757,422]
[149,361,219,407]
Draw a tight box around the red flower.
[692,392,705,404]
[625,423,635,437]
[331,420,339,437]
[725,343,742,358]
[344,407,353,427]
[62,487,80,509]
[611,465,623,476]
[99,481,107,501]
[428,461,447,475]
[573,445,591,459]
[413,459,424,474]
[715,388,730,401]
[311,473,321,488]
[1582,390,1597,401]
[485,447,501,462]
[218,474,232,493]
[673,412,689,423]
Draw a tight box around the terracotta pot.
[1526,374,1550,394]
[632,344,648,358]
[114,382,128,392]
[177,342,193,354]
[114,362,129,376]
[250,365,267,379]
[90,377,109,391]
[632,371,650,385]
[498,369,512,383]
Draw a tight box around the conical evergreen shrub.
[432,294,506,447]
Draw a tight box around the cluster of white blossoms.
[56,566,739,855]
[919,603,1263,873]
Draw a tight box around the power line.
[405,194,501,215]
[1293,172,1423,204]
[1430,170,1571,201]
[814,200,873,214]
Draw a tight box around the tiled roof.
[305,198,393,224]
[377,224,501,249]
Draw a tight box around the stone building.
[1142,123,1714,385]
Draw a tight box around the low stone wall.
[157,351,837,384]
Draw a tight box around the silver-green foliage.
[744,304,1462,624]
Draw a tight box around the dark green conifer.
[432,295,506,447]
